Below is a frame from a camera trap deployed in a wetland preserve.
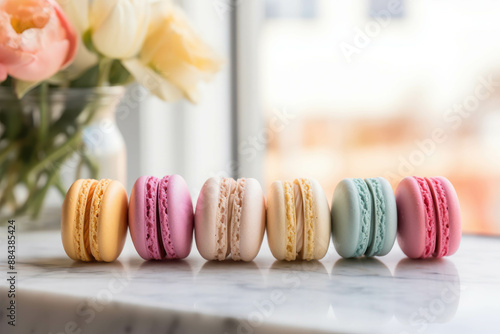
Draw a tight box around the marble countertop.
[0,229,498,334]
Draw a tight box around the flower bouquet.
[0,0,221,219]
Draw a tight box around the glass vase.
[0,86,127,228]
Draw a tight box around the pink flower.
[0,0,77,82]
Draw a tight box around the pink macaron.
[195,177,266,262]
[396,176,461,259]
[129,175,194,260]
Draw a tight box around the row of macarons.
[61,175,461,263]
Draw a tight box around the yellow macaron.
[61,179,128,262]
[267,178,331,261]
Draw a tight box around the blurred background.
[260,0,500,236]
[40,0,500,236]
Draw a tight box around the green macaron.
[331,177,397,258]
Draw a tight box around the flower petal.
[0,44,36,67]
[91,0,150,59]
[122,58,184,102]
[139,3,223,103]
[56,0,89,33]
[89,0,120,31]
[8,39,69,82]
[50,0,78,67]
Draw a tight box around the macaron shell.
[396,177,428,259]
[309,179,331,260]
[266,181,288,261]
[194,177,221,260]
[377,177,397,256]
[331,178,371,258]
[436,176,461,256]
[61,179,88,261]
[129,176,147,259]
[129,176,162,260]
[94,180,128,262]
[165,174,194,259]
[237,178,265,261]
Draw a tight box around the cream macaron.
[61,179,128,262]
[266,178,331,261]
[195,177,266,261]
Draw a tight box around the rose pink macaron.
[396,176,461,259]
[129,175,194,260]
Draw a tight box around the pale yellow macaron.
[267,178,331,261]
[61,179,128,262]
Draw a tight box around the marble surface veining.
[0,229,499,334]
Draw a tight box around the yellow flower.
[123,1,222,102]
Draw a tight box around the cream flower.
[90,0,150,59]
[123,1,222,102]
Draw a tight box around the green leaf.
[69,64,99,88]
[109,60,132,86]
[14,79,41,98]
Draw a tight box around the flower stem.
[97,57,113,86]
[28,131,82,179]
[29,170,59,219]
[55,176,66,198]
[38,82,49,145]
[0,140,20,162]
[0,161,20,210]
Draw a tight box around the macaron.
[61,179,128,262]
[195,177,265,261]
[266,178,331,261]
[331,177,397,258]
[396,176,461,259]
[129,175,194,260]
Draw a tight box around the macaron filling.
[294,183,304,256]
[365,178,386,257]
[352,178,371,257]
[414,176,436,258]
[281,181,306,261]
[426,177,450,258]
[215,178,234,260]
[230,178,246,261]
[74,179,97,261]
[158,176,177,259]
[295,178,314,260]
[143,176,163,260]
[283,181,297,260]
[89,179,112,261]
